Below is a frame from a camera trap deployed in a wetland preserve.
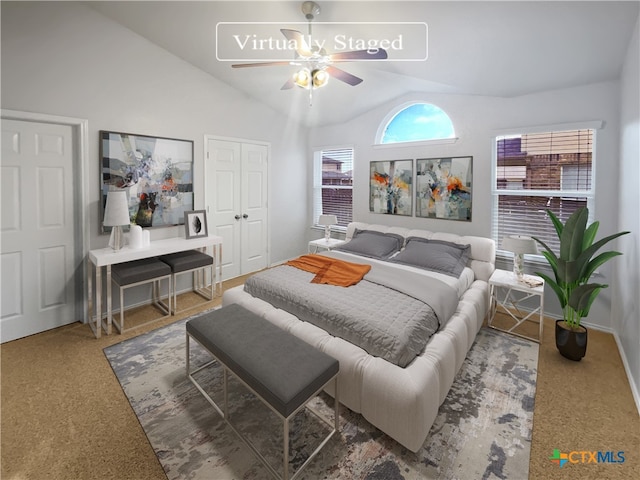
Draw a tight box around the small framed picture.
[184,210,208,239]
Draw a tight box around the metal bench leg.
[283,418,289,480]
[334,377,340,431]
[186,333,190,376]
[223,368,228,419]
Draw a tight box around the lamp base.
[513,253,525,281]
[108,226,125,251]
[324,226,331,242]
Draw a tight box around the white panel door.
[241,143,268,274]
[206,138,268,280]
[208,139,242,279]
[1,119,77,342]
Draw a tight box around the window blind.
[493,129,594,254]
[313,148,353,228]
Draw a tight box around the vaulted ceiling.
[89,1,639,127]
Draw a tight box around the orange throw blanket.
[286,254,371,287]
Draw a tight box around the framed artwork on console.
[100,130,194,232]
[184,210,208,239]
[416,156,473,221]
[369,159,413,216]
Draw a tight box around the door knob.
[242,214,248,219]
[234,215,241,220]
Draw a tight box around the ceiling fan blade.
[331,48,388,61]
[280,29,313,57]
[326,66,363,86]
[232,61,293,68]
[281,77,295,90]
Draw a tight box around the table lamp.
[103,191,130,251]
[318,214,338,242]
[502,235,538,281]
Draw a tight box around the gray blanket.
[244,253,458,367]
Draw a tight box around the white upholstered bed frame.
[222,222,496,452]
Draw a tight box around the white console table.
[87,235,223,338]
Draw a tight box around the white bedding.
[222,222,495,452]
[327,249,475,298]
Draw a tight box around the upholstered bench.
[111,257,171,333]
[159,249,214,314]
[186,304,340,480]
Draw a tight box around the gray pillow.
[388,237,470,277]
[334,229,404,260]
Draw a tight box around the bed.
[222,222,495,452]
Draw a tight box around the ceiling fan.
[231,1,388,104]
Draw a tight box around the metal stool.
[159,250,214,314]
[111,257,172,333]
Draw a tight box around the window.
[313,147,353,229]
[492,129,595,254]
[379,103,455,144]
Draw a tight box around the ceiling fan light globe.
[293,68,311,88]
[312,69,329,88]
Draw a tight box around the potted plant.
[533,207,629,361]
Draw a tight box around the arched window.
[378,103,455,144]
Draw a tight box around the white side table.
[488,268,545,343]
[308,238,346,253]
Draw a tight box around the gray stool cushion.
[187,304,339,417]
[160,250,213,273]
[111,258,171,286]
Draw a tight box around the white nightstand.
[308,238,346,253]
[488,268,545,343]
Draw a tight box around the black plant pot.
[555,320,588,361]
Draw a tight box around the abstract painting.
[416,156,472,221]
[369,160,413,216]
[100,130,194,231]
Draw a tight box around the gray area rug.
[104,311,538,480]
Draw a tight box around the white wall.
[1,1,310,265]
[614,16,640,409]
[309,81,624,330]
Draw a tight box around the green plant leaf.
[583,221,599,250]
[581,251,623,281]
[532,236,557,260]
[557,258,583,284]
[535,271,567,307]
[568,283,607,317]
[539,250,559,278]
[560,207,588,261]
[546,209,563,238]
[575,231,630,279]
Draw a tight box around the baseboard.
[613,331,640,415]
[580,319,613,333]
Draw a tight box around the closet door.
[241,143,268,274]
[206,138,268,280]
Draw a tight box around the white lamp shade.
[103,191,131,227]
[318,214,338,226]
[502,235,538,255]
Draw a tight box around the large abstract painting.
[416,156,472,221]
[370,160,413,216]
[100,131,194,231]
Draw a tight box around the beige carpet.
[2,277,639,480]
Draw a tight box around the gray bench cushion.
[186,304,339,417]
[159,250,213,273]
[111,258,171,286]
